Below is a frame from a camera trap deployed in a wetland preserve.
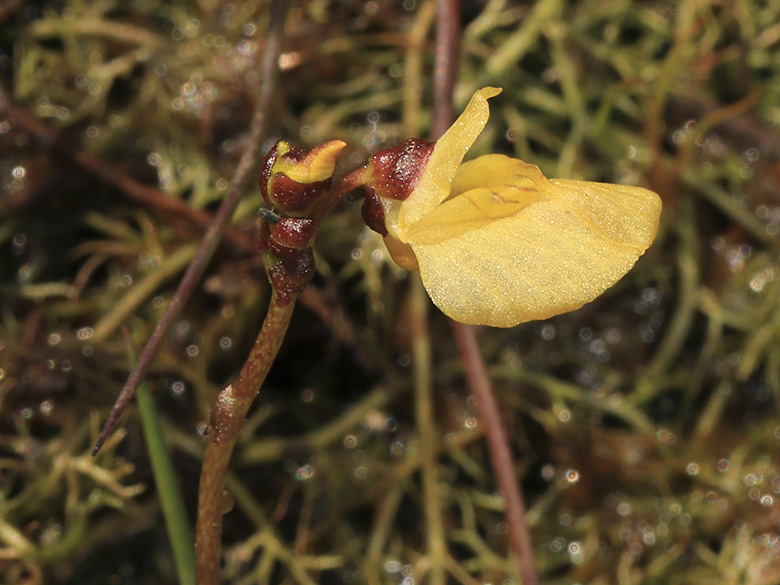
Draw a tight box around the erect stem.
[451,322,539,585]
[430,0,538,581]
[195,294,296,585]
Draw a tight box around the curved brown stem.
[195,294,296,585]
[92,0,289,456]
[310,166,370,229]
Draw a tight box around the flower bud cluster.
[258,140,345,304]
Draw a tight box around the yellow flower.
[375,87,662,327]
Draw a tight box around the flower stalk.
[196,137,357,584]
[195,294,296,585]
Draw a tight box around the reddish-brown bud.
[259,143,279,207]
[259,140,347,214]
[270,218,315,250]
[267,173,327,214]
[361,186,388,236]
[268,248,316,306]
[268,218,315,260]
[366,138,434,201]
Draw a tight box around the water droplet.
[295,464,314,481]
[40,399,54,415]
[566,469,580,483]
[389,440,404,455]
[549,537,565,552]
[170,380,186,395]
[686,462,699,476]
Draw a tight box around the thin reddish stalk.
[92,0,289,455]
[431,0,459,136]
[310,167,369,230]
[431,0,539,582]
[452,323,539,585]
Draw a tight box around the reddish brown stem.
[309,166,369,230]
[431,0,459,136]
[452,322,539,585]
[431,0,538,582]
[195,294,296,585]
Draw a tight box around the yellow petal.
[383,235,419,271]
[407,155,662,327]
[275,140,347,183]
[407,154,548,243]
[383,87,502,239]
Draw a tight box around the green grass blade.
[128,334,197,585]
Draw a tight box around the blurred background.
[2,0,780,583]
